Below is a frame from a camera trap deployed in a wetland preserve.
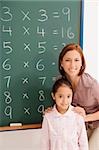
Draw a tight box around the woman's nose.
[70,60,75,68]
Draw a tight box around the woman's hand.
[43,107,53,115]
[73,106,86,118]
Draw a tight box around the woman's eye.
[75,59,79,61]
[65,59,70,61]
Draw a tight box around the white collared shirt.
[41,105,88,150]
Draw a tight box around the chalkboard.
[0,0,83,130]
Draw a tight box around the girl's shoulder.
[71,106,84,119]
[67,106,84,124]
[72,109,85,126]
[43,106,56,119]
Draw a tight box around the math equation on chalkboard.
[0,0,82,127]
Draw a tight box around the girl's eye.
[59,95,62,98]
[67,95,70,98]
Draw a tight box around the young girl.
[41,77,88,150]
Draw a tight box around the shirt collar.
[53,105,73,118]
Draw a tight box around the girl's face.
[52,84,73,114]
[61,50,82,79]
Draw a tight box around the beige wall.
[83,0,99,81]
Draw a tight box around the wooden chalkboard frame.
[0,124,41,131]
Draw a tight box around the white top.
[41,105,89,150]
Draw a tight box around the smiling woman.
[58,43,99,150]
[59,44,86,89]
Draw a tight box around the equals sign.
[53,29,58,35]
[53,45,58,50]
[52,12,60,18]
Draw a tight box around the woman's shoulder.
[82,72,96,81]
[81,72,98,88]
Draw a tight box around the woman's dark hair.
[59,43,86,77]
[52,76,73,96]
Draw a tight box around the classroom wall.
[83,0,99,82]
[0,1,99,150]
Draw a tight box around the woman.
[58,43,99,150]
[46,43,99,150]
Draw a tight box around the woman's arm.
[73,106,99,122]
[85,111,99,122]
[43,107,53,114]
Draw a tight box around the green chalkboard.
[0,0,82,129]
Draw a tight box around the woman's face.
[61,50,82,79]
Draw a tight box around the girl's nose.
[62,97,67,103]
